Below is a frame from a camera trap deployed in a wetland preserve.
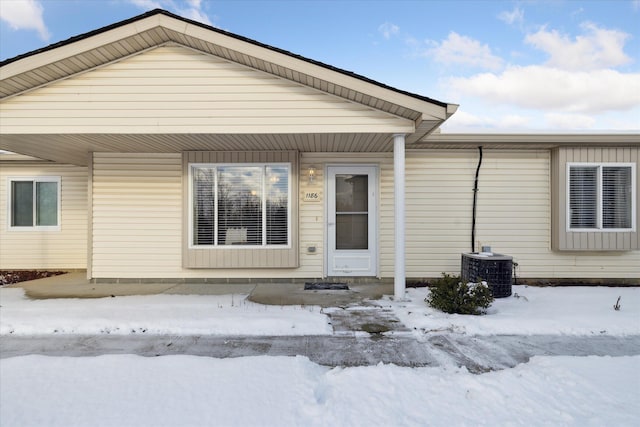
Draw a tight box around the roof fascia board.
[421,133,640,146]
[0,17,165,80]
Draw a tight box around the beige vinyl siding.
[0,162,87,269]
[1,45,413,135]
[405,149,640,280]
[93,152,312,279]
[91,148,639,281]
[183,151,298,269]
[300,152,396,278]
[551,147,639,251]
[92,153,183,278]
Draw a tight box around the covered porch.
[0,9,457,299]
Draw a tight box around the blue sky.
[1,0,639,132]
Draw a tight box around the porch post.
[393,134,406,300]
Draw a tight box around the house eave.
[412,132,640,149]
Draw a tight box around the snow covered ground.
[0,289,331,336]
[1,285,639,426]
[382,285,640,336]
[2,354,638,426]
[2,285,638,337]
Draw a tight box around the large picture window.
[190,164,290,247]
[8,177,60,230]
[568,163,635,231]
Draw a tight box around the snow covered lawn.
[1,285,639,426]
[1,354,638,426]
[0,289,331,336]
[1,285,637,337]
[384,285,640,336]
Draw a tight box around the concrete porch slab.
[5,272,393,307]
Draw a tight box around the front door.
[327,165,377,276]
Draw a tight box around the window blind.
[602,166,632,229]
[569,164,633,230]
[193,168,215,245]
[192,164,290,247]
[569,166,598,228]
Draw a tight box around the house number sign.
[303,191,321,202]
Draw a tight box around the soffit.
[0,133,397,166]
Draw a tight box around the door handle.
[327,222,335,226]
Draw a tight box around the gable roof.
[0,9,455,138]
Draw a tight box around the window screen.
[10,178,59,229]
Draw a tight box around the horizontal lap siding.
[1,45,412,134]
[300,153,394,278]
[0,163,87,269]
[405,150,477,277]
[93,152,315,279]
[406,150,640,280]
[92,153,183,278]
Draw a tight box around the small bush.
[426,273,493,315]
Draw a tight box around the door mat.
[304,282,350,290]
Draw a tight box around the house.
[1,9,638,297]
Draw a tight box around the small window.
[8,177,60,230]
[568,164,635,231]
[190,164,290,247]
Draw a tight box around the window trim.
[188,162,292,249]
[7,176,61,232]
[566,162,636,232]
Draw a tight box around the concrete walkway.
[3,333,638,372]
[9,272,392,307]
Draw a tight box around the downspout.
[471,146,483,253]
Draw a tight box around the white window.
[8,177,60,231]
[567,163,635,231]
[190,164,290,247]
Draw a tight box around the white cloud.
[128,0,213,26]
[499,114,532,129]
[422,32,504,71]
[442,109,533,131]
[0,0,49,40]
[545,113,595,129]
[498,6,524,26]
[525,22,631,71]
[179,6,212,25]
[378,22,399,40]
[443,109,495,129]
[446,66,640,114]
[129,0,163,9]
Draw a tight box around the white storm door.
[327,166,377,276]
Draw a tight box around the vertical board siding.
[552,147,639,251]
[0,162,88,269]
[405,150,640,280]
[183,151,298,269]
[1,45,412,134]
